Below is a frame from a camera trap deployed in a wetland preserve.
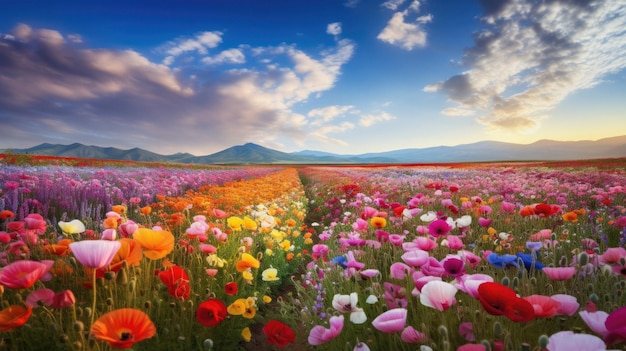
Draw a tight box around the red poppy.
[262,320,296,347]
[196,299,227,327]
[224,282,238,295]
[477,282,534,322]
[0,210,15,220]
[0,305,32,332]
[158,265,191,300]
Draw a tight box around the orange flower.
[91,308,156,349]
[235,253,260,272]
[111,205,127,216]
[0,210,15,220]
[0,305,32,331]
[109,238,143,271]
[103,216,120,229]
[133,228,175,260]
[140,206,152,215]
[371,216,387,229]
[562,211,578,223]
[43,239,72,256]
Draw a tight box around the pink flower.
[454,274,493,298]
[542,267,576,281]
[579,310,609,337]
[551,294,579,316]
[372,308,407,333]
[500,201,516,214]
[26,289,55,307]
[0,260,50,289]
[400,326,428,343]
[390,262,412,280]
[401,249,429,267]
[599,247,626,265]
[547,331,606,351]
[419,280,457,311]
[428,219,452,237]
[459,322,475,341]
[199,244,217,254]
[51,290,76,308]
[205,269,218,277]
[458,250,481,268]
[308,315,344,345]
[413,236,438,251]
[212,209,227,219]
[101,229,117,241]
[523,295,560,318]
[458,344,486,351]
[441,255,465,277]
[69,240,121,269]
[478,217,492,227]
[118,220,138,237]
[442,235,465,250]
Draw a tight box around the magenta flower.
[419,280,457,311]
[441,255,466,277]
[372,308,407,333]
[605,305,626,345]
[308,315,344,345]
[428,219,452,237]
[0,260,50,289]
[69,240,121,269]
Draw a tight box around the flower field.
[0,156,625,351]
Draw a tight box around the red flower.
[224,282,238,295]
[477,282,534,322]
[263,320,295,347]
[158,265,191,300]
[196,299,227,327]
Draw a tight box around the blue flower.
[331,255,347,268]
[516,252,544,270]
[487,253,518,268]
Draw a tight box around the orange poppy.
[0,305,32,331]
[371,216,387,229]
[0,210,15,220]
[91,308,156,349]
[111,205,127,216]
[133,228,175,260]
[562,211,578,223]
[235,253,260,272]
[43,239,73,256]
[140,206,152,215]
[109,238,143,271]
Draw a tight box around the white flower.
[332,292,367,324]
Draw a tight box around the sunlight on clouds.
[161,31,223,65]
[202,48,246,65]
[427,0,626,133]
[310,122,355,146]
[358,111,395,127]
[308,105,355,126]
[377,0,432,51]
[441,107,475,117]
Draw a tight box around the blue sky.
[1,0,625,156]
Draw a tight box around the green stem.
[90,269,97,328]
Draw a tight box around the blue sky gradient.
[1,0,625,155]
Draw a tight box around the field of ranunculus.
[0,155,625,351]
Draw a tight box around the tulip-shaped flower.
[372,308,407,333]
[69,240,121,269]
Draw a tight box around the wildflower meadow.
[0,154,625,351]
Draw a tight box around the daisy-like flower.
[332,293,367,324]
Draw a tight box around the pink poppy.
[547,331,606,351]
[69,240,121,269]
[308,315,344,345]
[419,280,457,311]
[579,310,609,337]
[26,289,55,307]
[400,326,428,343]
[212,209,227,219]
[500,201,516,214]
[458,250,481,268]
[428,219,452,237]
[390,262,413,280]
[458,345,486,351]
[454,274,493,299]
[478,217,492,227]
[442,235,465,250]
[599,247,626,265]
[523,295,560,318]
[459,322,475,341]
[372,308,407,333]
[542,267,576,281]
[413,236,438,251]
[551,294,579,316]
[0,260,50,289]
[360,269,380,278]
[412,274,441,295]
[441,255,466,277]
[401,249,429,267]
[51,290,76,308]
[118,220,138,238]
[24,214,47,235]
[199,244,217,254]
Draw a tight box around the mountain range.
[3,135,626,164]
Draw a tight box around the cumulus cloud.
[161,31,223,65]
[378,1,433,50]
[327,22,342,36]
[0,23,356,154]
[308,105,355,126]
[441,107,475,117]
[426,0,626,133]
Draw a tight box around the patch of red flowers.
[262,320,295,347]
[224,281,238,295]
[477,282,534,322]
[196,298,227,327]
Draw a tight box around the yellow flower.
[227,217,244,231]
[241,327,252,342]
[262,268,279,282]
[270,229,285,241]
[243,216,258,231]
[280,240,291,251]
[265,248,274,256]
[236,253,260,272]
[227,299,247,315]
[243,305,256,319]
[487,227,497,236]
[206,254,227,268]
[262,295,272,304]
[242,270,253,280]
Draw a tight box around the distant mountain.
[3,135,626,164]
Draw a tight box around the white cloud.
[327,22,342,36]
[441,107,475,117]
[202,48,246,65]
[161,31,223,65]
[426,0,626,133]
[382,0,406,11]
[308,105,355,126]
[377,11,431,50]
[358,111,395,127]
